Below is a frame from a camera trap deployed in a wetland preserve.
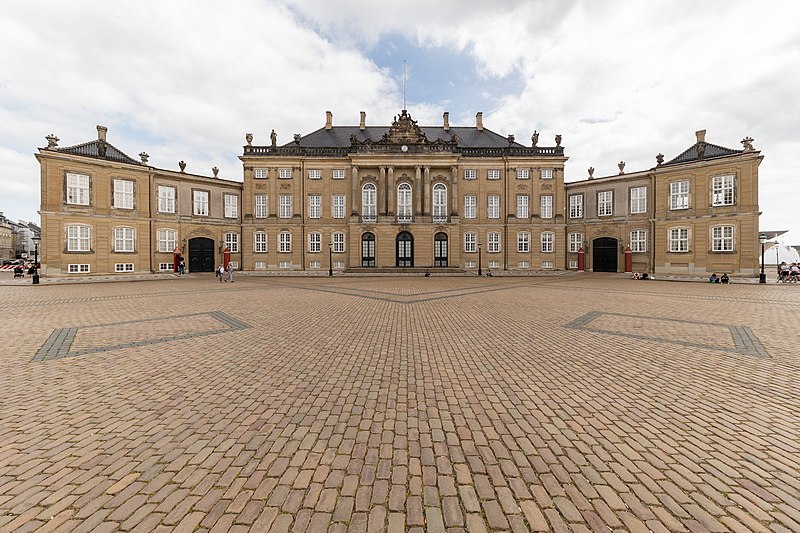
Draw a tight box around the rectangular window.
[66,173,90,205]
[669,228,689,252]
[308,261,320,269]
[308,195,321,218]
[630,230,647,252]
[516,169,529,180]
[569,233,583,253]
[279,195,292,218]
[516,195,529,219]
[670,181,689,210]
[225,233,239,253]
[157,186,176,213]
[464,195,477,219]
[630,186,647,214]
[569,260,578,269]
[464,169,477,180]
[68,264,90,273]
[254,168,268,179]
[255,194,268,218]
[540,168,554,179]
[569,194,583,219]
[332,169,345,180]
[308,169,321,180]
[517,232,530,253]
[712,175,735,206]
[114,263,134,272]
[598,191,613,216]
[279,261,292,269]
[488,195,500,219]
[278,168,292,179]
[67,225,91,252]
[489,261,500,269]
[114,227,135,252]
[488,232,500,253]
[193,190,209,216]
[465,260,476,268]
[518,261,529,269]
[113,179,134,209]
[541,260,554,269]
[333,232,345,253]
[712,226,734,252]
[464,232,476,253]
[540,195,553,219]
[487,169,501,180]
[332,195,345,219]
[158,263,174,271]
[254,232,267,253]
[279,232,291,252]
[308,232,321,253]
[333,261,345,270]
[541,232,554,253]
[157,228,176,253]
[255,261,267,269]
[224,194,238,218]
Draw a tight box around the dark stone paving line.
[291,282,534,304]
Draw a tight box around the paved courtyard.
[0,273,798,533]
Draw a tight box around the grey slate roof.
[57,140,141,165]
[664,141,742,166]
[285,126,525,149]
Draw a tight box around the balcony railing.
[397,215,413,223]
[361,215,377,223]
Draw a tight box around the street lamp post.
[31,236,40,285]
[478,242,483,277]
[328,241,333,277]
[759,233,767,284]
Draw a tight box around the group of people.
[708,273,730,284]
[778,261,800,283]
[631,271,652,280]
[216,262,235,282]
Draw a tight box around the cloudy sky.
[2,0,798,240]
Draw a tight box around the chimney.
[443,112,450,131]
[97,125,108,142]
[695,129,706,143]
[359,111,366,131]
[476,112,483,131]
[325,111,333,130]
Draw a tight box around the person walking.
[226,262,234,283]
[217,264,224,282]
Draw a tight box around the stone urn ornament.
[212,166,219,177]
[45,134,59,149]
[179,160,186,172]
[588,167,595,179]
[245,133,253,146]
[555,134,562,147]
[618,161,626,174]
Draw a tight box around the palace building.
[36,111,762,277]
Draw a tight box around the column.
[423,166,431,215]
[379,166,386,216]
[351,165,359,215]
[387,166,395,216]
[415,166,422,216]
[450,166,458,216]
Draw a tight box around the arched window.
[432,183,447,223]
[397,183,412,222]
[362,183,377,222]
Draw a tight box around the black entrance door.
[592,237,618,272]
[396,232,413,267]
[189,237,215,272]
[434,233,448,267]
[361,233,375,267]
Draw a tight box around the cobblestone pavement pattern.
[1,274,798,532]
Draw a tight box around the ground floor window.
[68,264,90,273]
[542,260,554,269]
[517,232,530,253]
[630,230,647,252]
[711,225,734,252]
[308,232,321,253]
[541,232,554,253]
[487,232,500,253]
[159,263,174,271]
[254,261,267,269]
[518,261,529,269]
[114,263,134,272]
[333,232,345,253]
[569,233,583,253]
[279,232,292,253]
[669,228,689,252]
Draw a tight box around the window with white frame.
[255,194,268,218]
[115,263,134,272]
[489,261,500,269]
[569,194,583,218]
[308,232,321,253]
[630,186,647,214]
[68,264,90,273]
[332,195,345,219]
[279,231,291,252]
[279,195,292,218]
[464,195,477,219]
[517,168,529,180]
[224,194,238,218]
[362,183,377,221]
[333,261,345,269]
[487,169,501,180]
[630,229,647,252]
[464,169,477,180]
[540,168,554,179]
[518,261,530,269]
[157,186,176,213]
[279,261,292,269]
[114,227,135,252]
[569,260,578,269]
[113,179,134,209]
[224,232,239,253]
[397,183,412,221]
[254,168,268,179]
[308,195,321,219]
[670,181,689,210]
[516,195,529,219]
[333,232,345,253]
[255,261,267,269]
[712,175,735,206]
[540,195,553,219]
[159,263,174,271]
[541,232,554,253]
[193,190,209,216]
[157,228,176,253]
[332,169,345,179]
[598,191,613,216]
[66,173,90,205]
[517,232,530,253]
[465,260,476,268]
[669,227,689,252]
[67,225,91,252]
[711,225,734,252]
[432,183,447,222]
[278,168,292,179]
[541,260,554,269]
[308,261,320,269]
[487,232,500,253]
[464,232,476,253]
[488,195,500,219]
[569,232,583,253]
[254,231,267,253]
[308,169,321,180]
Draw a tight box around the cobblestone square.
[1,274,798,532]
